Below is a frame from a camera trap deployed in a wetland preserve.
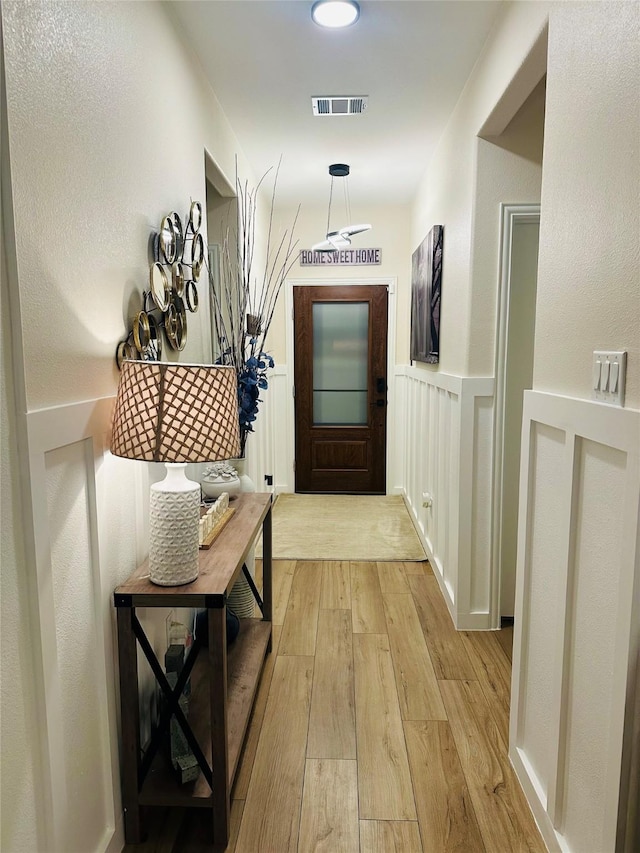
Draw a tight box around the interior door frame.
[490,203,540,627]
[284,277,397,495]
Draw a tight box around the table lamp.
[110,361,240,585]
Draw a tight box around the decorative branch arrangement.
[209,160,300,455]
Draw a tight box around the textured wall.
[2,0,251,410]
[411,0,550,377]
[1,179,42,853]
[468,81,544,377]
[1,2,254,849]
[534,1,640,407]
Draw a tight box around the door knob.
[376,377,386,393]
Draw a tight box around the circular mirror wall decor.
[185,279,199,313]
[171,211,184,259]
[172,262,185,297]
[165,296,187,351]
[159,215,177,264]
[144,314,163,361]
[116,200,203,368]
[132,311,151,353]
[191,232,204,280]
[189,201,202,234]
[149,262,170,311]
[116,339,139,370]
[164,301,177,344]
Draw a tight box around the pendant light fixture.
[312,164,372,253]
[311,0,360,28]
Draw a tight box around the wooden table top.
[114,492,271,608]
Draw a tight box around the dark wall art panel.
[410,224,443,364]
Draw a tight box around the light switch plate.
[592,351,627,406]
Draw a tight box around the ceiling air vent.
[312,96,368,116]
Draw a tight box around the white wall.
[1,132,42,853]
[411,1,550,377]
[469,77,544,376]
[1,2,255,850]
[534,1,640,408]
[2,0,255,410]
[272,202,411,365]
[394,6,545,631]
[511,4,640,849]
[405,1,638,849]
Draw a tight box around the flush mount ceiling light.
[312,164,372,252]
[312,0,360,28]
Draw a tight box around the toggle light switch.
[592,351,627,406]
[610,361,619,394]
[593,358,602,391]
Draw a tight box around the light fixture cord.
[343,176,352,226]
[326,175,334,235]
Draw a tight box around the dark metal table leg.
[116,606,143,843]
[209,605,230,847]
[263,506,273,650]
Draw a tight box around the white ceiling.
[169,0,503,206]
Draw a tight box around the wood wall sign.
[299,248,381,266]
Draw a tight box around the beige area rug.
[268,494,426,561]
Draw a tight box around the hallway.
[133,559,545,852]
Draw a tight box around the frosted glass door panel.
[314,391,368,425]
[313,302,369,425]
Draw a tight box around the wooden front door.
[294,284,388,493]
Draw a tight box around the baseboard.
[510,745,563,853]
[103,816,125,853]
[401,491,493,631]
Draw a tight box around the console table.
[114,492,272,847]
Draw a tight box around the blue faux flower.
[236,351,274,447]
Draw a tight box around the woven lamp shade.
[111,361,240,463]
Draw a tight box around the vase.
[226,457,257,618]
[230,457,255,494]
[201,469,241,500]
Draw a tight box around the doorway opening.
[204,150,236,362]
[476,70,546,629]
[492,204,540,619]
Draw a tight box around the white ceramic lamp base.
[149,463,200,586]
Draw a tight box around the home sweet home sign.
[299,248,381,266]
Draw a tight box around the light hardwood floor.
[128,561,544,852]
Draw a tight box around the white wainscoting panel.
[395,366,494,628]
[25,396,132,853]
[45,441,112,853]
[519,423,567,804]
[248,366,289,494]
[511,391,639,853]
[470,396,494,614]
